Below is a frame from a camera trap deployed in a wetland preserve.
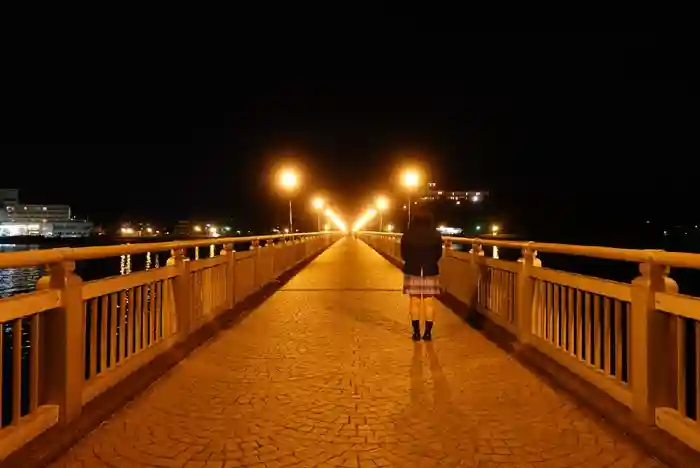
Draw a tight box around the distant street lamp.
[312,197,325,231]
[376,196,389,232]
[491,224,500,235]
[277,168,300,233]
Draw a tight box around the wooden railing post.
[630,260,678,424]
[466,243,484,308]
[167,248,193,338]
[221,243,235,310]
[516,243,536,344]
[251,238,261,291]
[36,259,84,424]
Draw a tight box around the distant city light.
[386,224,394,232]
[472,195,480,202]
[312,198,324,209]
[146,227,153,233]
[193,225,202,232]
[476,225,481,231]
[491,224,500,234]
[437,225,462,235]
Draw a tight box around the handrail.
[360,231,700,269]
[0,232,324,269]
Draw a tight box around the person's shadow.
[410,342,425,409]
[409,341,454,413]
[425,342,453,412]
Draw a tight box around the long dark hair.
[408,209,436,234]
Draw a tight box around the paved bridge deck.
[51,238,663,467]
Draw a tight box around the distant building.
[0,189,93,237]
[420,182,488,205]
[173,220,233,238]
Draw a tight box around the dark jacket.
[400,226,443,276]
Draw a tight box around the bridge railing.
[360,231,700,453]
[0,232,338,459]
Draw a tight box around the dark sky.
[1,28,696,230]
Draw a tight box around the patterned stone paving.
[50,238,665,467]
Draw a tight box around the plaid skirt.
[403,274,441,296]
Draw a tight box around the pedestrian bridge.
[1,233,700,467]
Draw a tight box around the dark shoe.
[411,320,421,341]
[423,321,433,341]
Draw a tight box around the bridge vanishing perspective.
[1,232,699,467]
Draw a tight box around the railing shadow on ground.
[360,231,700,468]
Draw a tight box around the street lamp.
[401,168,420,224]
[278,168,299,233]
[491,224,500,235]
[312,197,325,231]
[376,196,389,232]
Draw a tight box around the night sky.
[1,30,695,237]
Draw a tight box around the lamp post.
[278,169,299,234]
[401,169,420,226]
[312,197,325,232]
[376,196,389,232]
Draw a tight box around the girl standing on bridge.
[400,209,443,341]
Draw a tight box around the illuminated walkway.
[51,238,663,467]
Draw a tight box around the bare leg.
[423,297,434,321]
[409,296,422,321]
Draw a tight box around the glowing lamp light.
[279,169,298,191]
[352,209,378,232]
[325,208,348,233]
[402,170,420,188]
[312,198,324,209]
[376,196,389,211]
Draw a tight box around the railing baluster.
[12,318,22,424]
[30,314,40,411]
[576,290,583,360]
[109,292,117,367]
[100,294,108,373]
[604,296,612,375]
[119,290,127,362]
[134,286,142,353]
[553,284,561,347]
[567,287,575,355]
[677,316,687,417]
[141,284,148,348]
[89,298,98,377]
[614,299,623,381]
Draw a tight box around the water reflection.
[0,245,42,298]
[493,246,499,259]
[120,253,132,275]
